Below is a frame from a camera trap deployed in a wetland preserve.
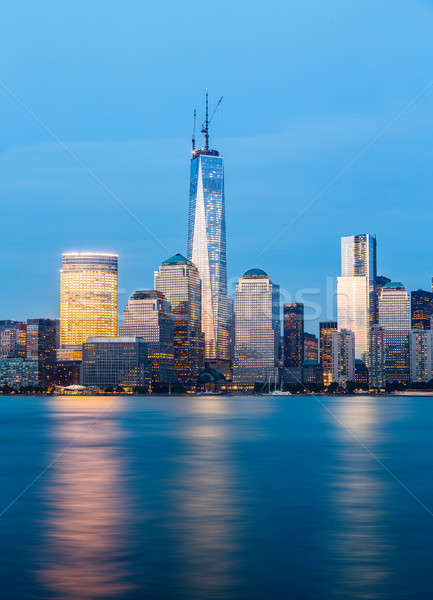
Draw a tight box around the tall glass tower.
[187,92,229,369]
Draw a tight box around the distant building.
[283,303,304,367]
[378,282,410,384]
[337,234,376,364]
[411,289,433,330]
[0,359,38,389]
[59,252,118,361]
[119,290,176,385]
[81,337,151,388]
[355,359,369,388]
[154,254,204,386]
[27,319,57,388]
[320,321,338,387]
[409,329,433,383]
[369,324,385,388]
[375,275,391,320]
[0,321,27,358]
[304,332,318,362]
[233,269,280,386]
[332,329,355,386]
[302,361,323,386]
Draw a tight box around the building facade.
[26,318,57,388]
[187,94,229,368]
[0,359,38,389]
[119,290,176,385]
[331,329,355,386]
[233,269,280,386]
[304,332,318,362]
[409,329,433,383]
[81,337,151,388]
[0,321,27,358]
[283,303,304,367]
[378,282,410,384]
[369,324,385,388]
[411,289,433,330]
[337,234,376,364]
[154,254,204,386]
[319,321,338,387]
[59,252,118,360]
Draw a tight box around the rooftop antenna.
[201,90,223,151]
[192,109,196,151]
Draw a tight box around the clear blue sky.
[1,0,432,333]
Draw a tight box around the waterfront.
[1,394,433,599]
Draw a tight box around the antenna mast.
[201,88,209,150]
[192,109,196,151]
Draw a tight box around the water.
[1,394,433,599]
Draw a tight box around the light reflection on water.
[37,396,134,599]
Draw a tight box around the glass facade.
[119,290,176,385]
[369,324,385,388]
[154,254,204,386]
[233,269,280,386]
[59,252,118,360]
[187,150,229,364]
[283,303,304,367]
[0,358,38,389]
[304,332,318,362]
[337,233,377,364]
[378,282,410,384]
[319,321,337,387]
[411,289,433,330]
[0,321,27,358]
[331,329,355,385]
[409,329,433,382]
[26,318,57,387]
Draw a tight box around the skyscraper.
[59,252,118,360]
[369,324,385,389]
[26,318,57,388]
[378,282,410,384]
[337,234,377,363]
[304,332,318,362]
[0,321,27,358]
[319,321,338,387]
[331,328,355,386]
[187,92,229,371]
[409,328,433,383]
[233,269,280,386]
[411,289,433,330]
[154,254,204,386]
[283,303,304,367]
[119,290,176,385]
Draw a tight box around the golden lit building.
[59,252,118,360]
[320,321,337,387]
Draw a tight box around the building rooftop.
[162,253,190,265]
[384,282,405,289]
[243,268,268,278]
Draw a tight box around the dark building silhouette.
[26,318,57,388]
[283,303,304,367]
[304,332,318,362]
[411,289,433,330]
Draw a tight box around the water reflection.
[170,397,241,598]
[328,399,394,597]
[37,396,134,599]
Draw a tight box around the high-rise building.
[26,319,57,388]
[369,324,385,389]
[81,337,151,389]
[187,92,229,369]
[319,321,338,387]
[283,303,304,367]
[304,332,318,362]
[233,269,280,386]
[0,321,27,358]
[411,289,433,330]
[119,290,176,385]
[378,282,410,384]
[0,358,38,389]
[409,329,433,383]
[59,252,118,361]
[331,329,355,386]
[154,254,204,386]
[337,234,376,364]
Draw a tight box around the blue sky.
[1,0,433,333]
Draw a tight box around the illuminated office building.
[304,332,318,362]
[119,290,176,385]
[154,254,204,385]
[187,92,229,369]
[0,321,27,358]
[331,329,355,386]
[369,324,385,388]
[319,321,338,387]
[0,358,38,389]
[411,289,433,330]
[59,252,118,360]
[26,318,57,388]
[378,282,410,384]
[409,329,433,383]
[233,269,280,386]
[283,303,304,367]
[337,234,376,364]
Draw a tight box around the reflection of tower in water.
[37,397,134,599]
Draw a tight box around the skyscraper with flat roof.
[337,233,377,364]
[331,329,355,386]
[320,321,338,387]
[187,92,229,370]
[411,289,433,330]
[409,329,433,383]
[59,252,118,361]
[378,282,410,384]
[283,303,304,367]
